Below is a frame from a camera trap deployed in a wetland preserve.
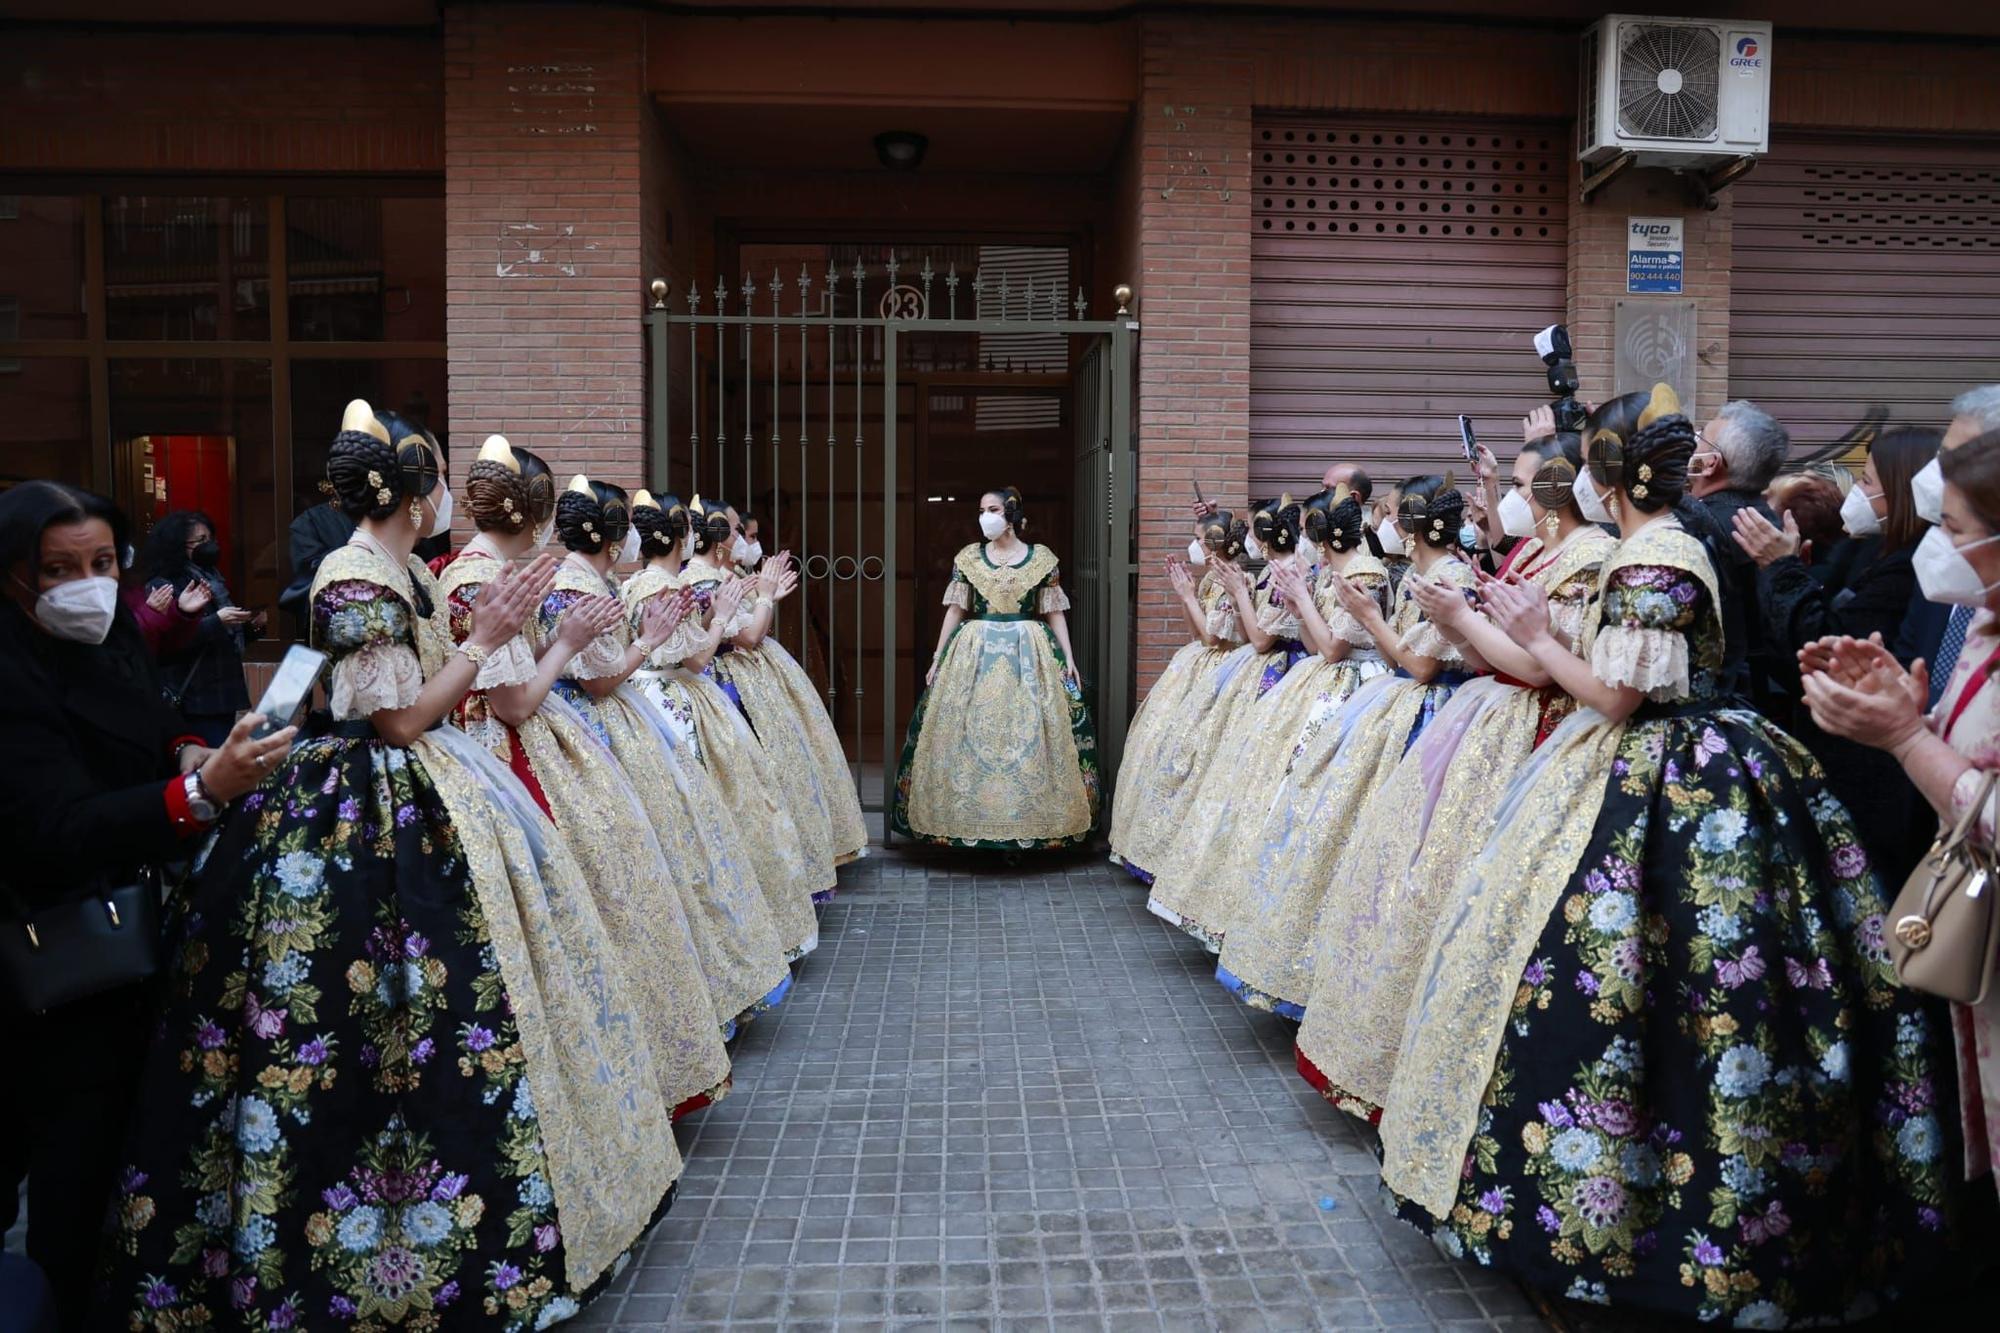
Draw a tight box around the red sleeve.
[161,775,210,837]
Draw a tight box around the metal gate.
[644,261,1136,844]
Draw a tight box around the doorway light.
[875,131,928,171]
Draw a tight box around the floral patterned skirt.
[1382,704,1962,1325]
[721,639,870,866]
[96,729,682,1331]
[891,618,1098,850]
[1107,639,1232,868]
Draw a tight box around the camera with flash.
[1534,324,1588,434]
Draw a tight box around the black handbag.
[0,876,164,1014]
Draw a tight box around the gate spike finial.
[884,253,899,288]
[1074,287,1089,320]
[971,268,983,319]
[946,261,960,320]
[999,269,1010,318]
[1023,271,1036,319]
[686,281,701,313]
[714,275,728,312]
[741,272,756,313]
[826,261,839,314]
[851,256,866,290]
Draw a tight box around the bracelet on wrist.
[458,642,492,667]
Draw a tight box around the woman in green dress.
[891,486,1098,849]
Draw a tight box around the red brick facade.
[442,3,651,500]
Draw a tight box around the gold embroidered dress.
[536,556,783,1071]
[1121,561,1310,885]
[1373,518,1955,1324]
[1291,527,1613,1120]
[1211,553,1477,1021]
[1107,565,1245,873]
[891,542,1099,848]
[103,540,680,1328]
[624,563,821,957]
[1142,555,1393,947]
[685,561,870,871]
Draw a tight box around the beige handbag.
[1889,769,2000,1004]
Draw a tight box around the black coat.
[1759,539,1926,884]
[0,600,195,913]
[1693,488,1783,713]
[146,564,254,719]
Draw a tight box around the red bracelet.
[169,733,205,759]
[163,776,205,835]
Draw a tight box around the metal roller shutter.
[1251,115,1569,494]
[1729,136,2000,454]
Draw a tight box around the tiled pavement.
[573,852,1547,1332]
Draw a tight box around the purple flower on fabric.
[329,1294,357,1319]
[1536,1205,1561,1233]
[200,1248,229,1278]
[432,1173,469,1202]
[1920,1206,1943,1232]
[534,1223,559,1252]
[230,1276,258,1309]
[403,932,430,958]
[322,1184,358,1211]
[359,1044,380,1068]
[1523,959,1549,987]
[122,1167,149,1192]
[338,798,361,821]
[394,803,417,828]
[143,1279,178,1309]
[298,1037,330,1066]
[1584,869,1612,895]
[1830,843,1868,880]
[1576,971,1601,996]
[435,1281,460,1308]
[196,1021,227,1050]
[1716,947,1767,989]
[243,792,265,812]
[1590,1099,1638,1137]
[270,1303,297,1329]
[412,1038,435,1065]
[1477,1190,1507,1214]
[464,1026,495,1052]
[1693,1236,1724,1266]
[491,1262,522,1291]
[1539,1100,1575,1129]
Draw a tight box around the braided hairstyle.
[1585,385,1695,516]
[1303,489,1368,554]
[688,495,736,557]
[1196,507,1247,561]
[633,492,690,560]
[464,435,556,536]
[1528,431,1586,520]
[1397,474,1466,552]
[983,485,1028,537]
[554,476,631,555]
[326,401,408,522]
[1252,494,1304,556]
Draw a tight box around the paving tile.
[565,854,1543,1332]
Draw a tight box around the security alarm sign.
[1628,217,1684,294]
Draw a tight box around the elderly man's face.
[1323,463,1355,492]
[1943,413,1984,453]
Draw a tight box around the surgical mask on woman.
[1572,468,1614,525]
[1912,457,1945,525]
[1497,489,1538,539]
[189,539,220,567]
[426,484,454,538]
[1186,538,1208,566]
[978,510,1008,540]
[1459,522,1480,549]
[737,539,765,567]
[1243,532,1267,562]
[1375,517,1406,557]
[22,575,120,645]
[1913,525,2000,607]
[1838,484,1882,538]
[617,526,640,564]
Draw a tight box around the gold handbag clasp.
[1895,915,1933,950]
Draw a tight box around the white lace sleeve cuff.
[649,620,701,668]
[1205,602,1245,643]
[568,632,630,681]
[1402,620,1463,665]
[1326,607,1375,648]
[474,635,537,689]
[1038,584,1071,614]
[329,641,424,717]
[1547,592,1595,654]
[1591,624,1690,700]
[942,580,972,611]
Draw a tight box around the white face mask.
[1459,522,1480,549]
[533,519,554,551]
[737,539,765,567]
[1912,457,1945,525]
[978,510,1008,540]
[1243,533,1267,561]
[1497,489,1538,539]
[424,484,453,538]
[1572,467,1614,525]
[617,527,640,565]
[29,575,120,644]
[1838,484,1882,538]
[680,530,694,561]
[1186,538,1208,566]
[1375,517,1406,557]
[1913,526,2000,607]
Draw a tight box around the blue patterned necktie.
[1929,604,1975,711]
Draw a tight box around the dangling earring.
[409,497,425,528]
[1545,511,1561,537]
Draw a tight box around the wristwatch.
[183,771,222,823]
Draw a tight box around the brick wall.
[444,3,651,509]
[1566,164,1734,427]
[0,32,441,173]
[1130,17,1256,688]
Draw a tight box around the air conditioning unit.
[1579,14,1771,166]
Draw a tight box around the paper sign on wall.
[1627,217,1684,294]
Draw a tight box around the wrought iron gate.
[644,261,1135,845]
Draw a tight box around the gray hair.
[1712,400,1790,490]
[1951,385,2000,432]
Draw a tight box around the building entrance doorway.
[646,251,1133,842]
